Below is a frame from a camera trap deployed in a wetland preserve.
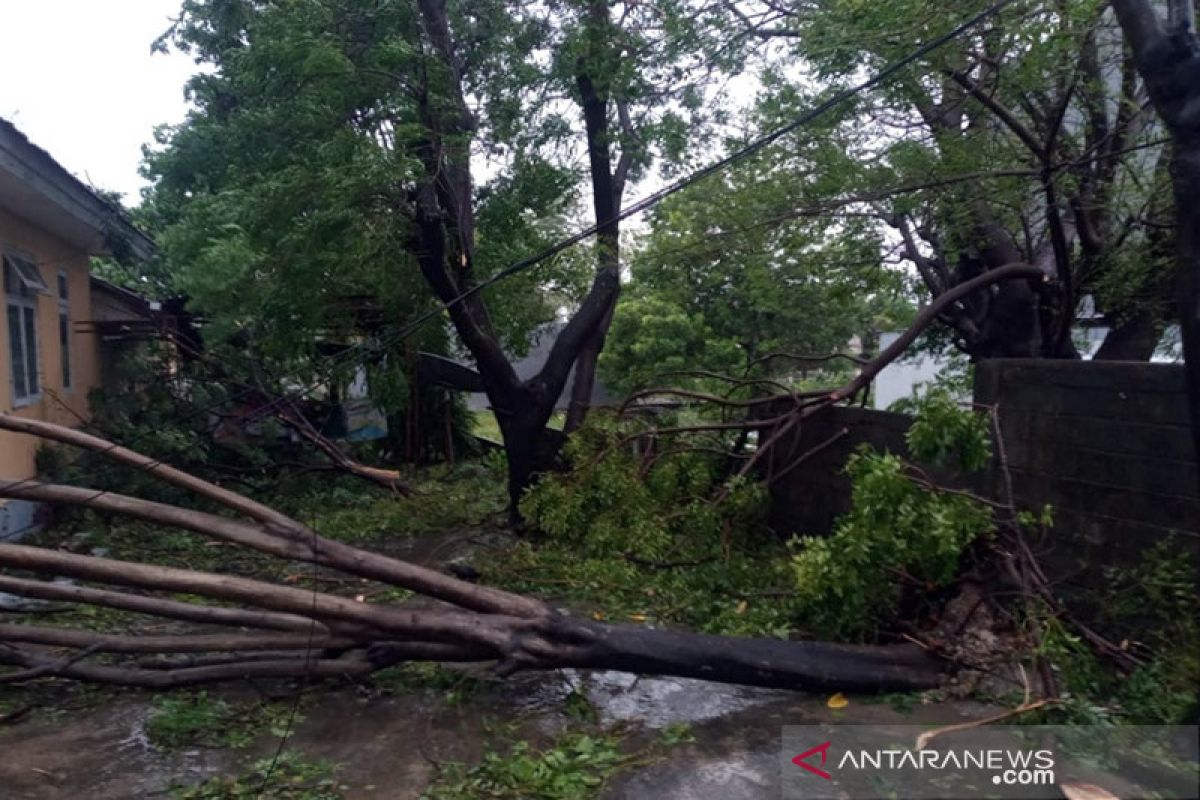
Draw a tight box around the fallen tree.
[0,264,1044,692]
[0,412,942,691]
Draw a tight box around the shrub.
[790,393,994,638]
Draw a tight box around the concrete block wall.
[764,360,1198,585]
[974,359,1198,584]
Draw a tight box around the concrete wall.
[0,205,101,480]
[763,405,913,537]
[974,359,1198,581]
[766,360,1198,580]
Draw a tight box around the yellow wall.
[0,206,100,479]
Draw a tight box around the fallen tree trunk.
[0,574,326,633]
[1,268,1048,691]
[0,413,943,692]
[0,624,352,654]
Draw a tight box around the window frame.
[5,253,43,407]
[57,271,71,391]
[5,253,49,295]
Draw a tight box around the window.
[5,253,45,406]
[58,272,71,389]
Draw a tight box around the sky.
[0,1,197,205]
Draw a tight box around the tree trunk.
[564,14,624,433]
[0,272,1044,692]
[410,0,622,514]
[1093,311,1163,361]
[564,300,616,433]
[0,417,943,693]
[1108,0,1200,481]
[1173,136,1200,476]
[372,622,942,692]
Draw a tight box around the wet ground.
[1,524,1001,798]
[0,664,996,799]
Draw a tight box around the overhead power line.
[0,0,1018,535]
[388,0,1020,344]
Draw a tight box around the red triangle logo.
[792,741,833,780]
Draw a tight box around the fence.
[765,359,1198,584]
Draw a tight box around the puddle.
[0,701,237,800]
[0,669,1000,800]
[520,669,793,729]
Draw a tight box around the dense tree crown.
[138,0,1185,499]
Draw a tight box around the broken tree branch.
[0,415,945,691]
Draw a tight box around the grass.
[370,661,497,705]
[422,730,631,800]
[471,410,564,442]
[171,752,345,799]
[147,691,300,750]
[485,538,802,639]
[420,721,693,800]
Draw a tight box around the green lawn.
[471,410,564,441]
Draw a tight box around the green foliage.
[147,692,298,750]
[1028,537,1199,726]
[904,391,991,471]
[520,414,766,560]
[421,730,631,800]
[1099,536,1200,639]
[141,0,595,440]
[172,752,343,800]
[370,662,493,706]
[601,160,910,398]
[505,414,796,638]
[698,0,1173,356]
[489,536,799,638]
[657,723,696,747]
[36,346,263,506]
[790,396,994,638]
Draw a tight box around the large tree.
[542,0,741,430]
[147,0,744,513]
[1108,0,1200,469]
[721,0,1177,361]
[600,155,912,397]
[144,0,592,467]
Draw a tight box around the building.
[1,118,154,538]
[870,318,1183,411]
[465,322,612,413]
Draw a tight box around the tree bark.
[564,1,625,434]
[1109,0,1200,481]
[0,574,325,633]
[1093,311,1163,361]
[0,415,546,618]
[0,414,949,692]
[410,0,622,514]
[4,272,1047,692]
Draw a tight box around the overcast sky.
[0,1,196,205]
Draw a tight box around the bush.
[790,393,994,639]
[519,413,767,560]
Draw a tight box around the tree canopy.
[133,0,1186,500]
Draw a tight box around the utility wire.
[384,0,1020,347]
[0,0,1015,540]
[0,2,1017,768]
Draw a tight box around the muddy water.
[0,530,996,798]
[0,665,994,799]
[0,701,238,798]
